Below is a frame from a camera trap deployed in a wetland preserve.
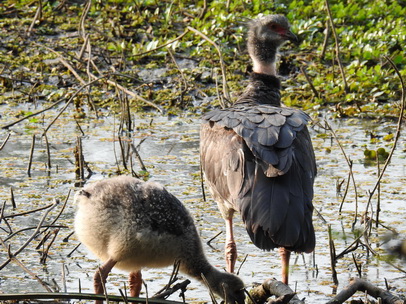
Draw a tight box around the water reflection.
[0,105,405,302]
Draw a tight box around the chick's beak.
[284,29,300,45]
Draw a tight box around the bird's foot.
[93,258,117,304]
[129,270,142,298]
[225,242,237,273]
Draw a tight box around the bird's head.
[205,271,245,304]
[247,14,298,75]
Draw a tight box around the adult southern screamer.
[200,14,317,284]
[74,176,245,304]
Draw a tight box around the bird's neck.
[252,59,277,76]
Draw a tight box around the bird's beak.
[284,30,300,45]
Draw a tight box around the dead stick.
[78,0,91,39]
[3,202,54,219]
[61,263,67,293]
[325,121,359,225]
[351,253,362,277]
[328,224,338,285]
[207,231,222,246]
[118,289,129,304]
[0,133,11,149]
[78,137,84,181]
[300,66,319,98]
[200,273,218,304]
[67,243,81,258]
[88,71,162,112]
[0,200,13,234]
[27,134,36,177]
[167,48,189,94]
[47,194,70,229]
[0,200,59,270]
[40,228,59,264]
[78,33,90,61]
[1,98,67,129]
[42,75,110,136]
[155,260,181,296]
[27,0,42,37]
[152,280,190,300]
[364,57,405,213]
[118,136,128,170]
[10,187,16,209]
[320,20,330,60]
[0,292,184,303]
[36,230,51,250]
[338,171,351,213]
[11,255,53,292]
[4,225,68,242]
[44,133,51,170]
[132,30,189,58]
[324,0,349,93]
[375,157,381,228]
[34,42,86,85]
[187,26,230,104]
[326,277,404,304]
[130,143,147,172]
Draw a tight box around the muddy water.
[0,103,405,303]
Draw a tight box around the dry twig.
[0,200,59,270]
[27,134,36,177]
[324,0,349,93]
[187,26,230,106]
[27,0,42,37]
[324,120,359,226]
[0,133,11,149]
[326,277,404,304]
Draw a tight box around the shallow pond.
[0,102,405,303]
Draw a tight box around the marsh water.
[0,102,405,303]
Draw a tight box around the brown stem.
[27,0,42,37]
[324,0,349,93]
[328,225,338,286]
[9,187,16,209]
[1,98,67,130]
[187,26,230,105]
[320,20,330,60]
[44,133,51,171]
[300,66,319,98]
[40,229,60,264]
[326,277,404,304]
[0,133,11,149]
[27,134,36,177]
[325,120,358,225]
[42,75,110,136]
[130,143,147,172]
[0,200,59,270]
[78,0,91,39]
[364,57,405,215]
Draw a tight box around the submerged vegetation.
[0,0,405,117]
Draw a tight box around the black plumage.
[200,15,316,284]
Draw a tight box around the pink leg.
[128,270,142,298]
[279,247,291,285]
[94,258,117,304]
[225,218,237,273]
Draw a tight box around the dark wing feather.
[240,139,315,252]
[201,100,316,252]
